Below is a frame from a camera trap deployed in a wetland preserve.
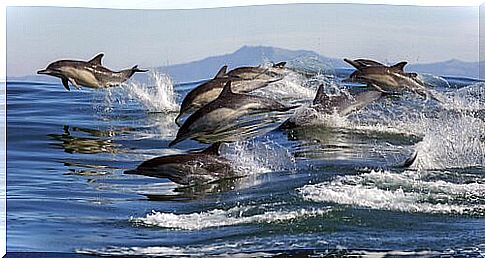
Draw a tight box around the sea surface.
[6,63,485,256]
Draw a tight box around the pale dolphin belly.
[187,103,269,135]
[192,88,224,108]
[65,67,100,88]
[232,80,269,93]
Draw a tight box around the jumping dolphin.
[170,81,298,146]
[227,62,287,80]
[280,84,383,129]
[312,85,383,116]
[343,58,435,99]
[37,53,148,91]
[125,142,236,185]
[175,65,283,125]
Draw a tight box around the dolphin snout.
[37,69,50,75]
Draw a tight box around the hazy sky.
[7,3,478,77]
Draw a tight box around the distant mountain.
[151,45,345,83]
[408,59,479,79]
[8,46,480,83]
[151,46,480,82]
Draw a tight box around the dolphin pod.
[170,81,298,147]
[38,55,423,186]
[37,53,147,90]
[175,63,285,126]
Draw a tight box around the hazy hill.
[152,46,345,83]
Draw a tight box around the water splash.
[124,72,179,112]
[255,70,317,101]
[410,114,484,170]
[131,205,329,230]
[222,139,296,176]
[299,169,485,216]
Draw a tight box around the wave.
[131,205,330,230]
[299,169,485,216]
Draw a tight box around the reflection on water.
[47,125,127,154]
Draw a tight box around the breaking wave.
[131,205,330,230]
[299,169,485,216]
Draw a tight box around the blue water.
[6,66,485,256]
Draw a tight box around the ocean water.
[6,66,485,256]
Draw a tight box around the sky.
[6,3,479,77]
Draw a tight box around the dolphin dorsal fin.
[215,65,228,78]
[202,142,222,155]
[220,81,234,96]
[273,62,286,68]
[390,61,408,71]
[313,84,330,105]
[88,53,104,65]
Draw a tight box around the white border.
[1,1,484,256]
[5,0,485,9]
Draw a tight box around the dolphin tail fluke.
[273,61,287,68]
[132,65,148,73]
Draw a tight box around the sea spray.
[125,72,179,113]
[222,139,297,176]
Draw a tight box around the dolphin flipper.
[61,77,70,91]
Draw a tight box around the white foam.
[440,82,485,111]
[299,170,485,215]
[222,140,296,176]
[125,72,179,112]
[256,70,317,101]
[411,115,485,170]
[131,205,330,230]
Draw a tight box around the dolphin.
[125,142,236,185]
[312,85,383,116]
[170,81,298,146]
[227,62,287,80]
[280,84,383,129]
[343,58,435,99]
[37,53,148,91]
[175,65,282,125]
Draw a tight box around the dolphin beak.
[37,69,49,75]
